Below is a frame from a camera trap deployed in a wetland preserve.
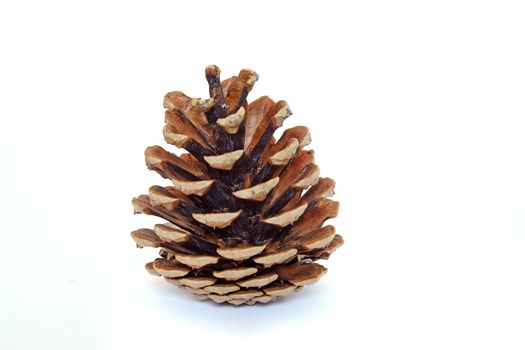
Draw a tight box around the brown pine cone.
[131,65,343,305]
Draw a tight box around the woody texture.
[131,65,343,305]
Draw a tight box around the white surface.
[1,1,524,349]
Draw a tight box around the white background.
[1,1,524,349]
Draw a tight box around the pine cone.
[131,65,343,305]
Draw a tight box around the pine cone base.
[131,65,343,305]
